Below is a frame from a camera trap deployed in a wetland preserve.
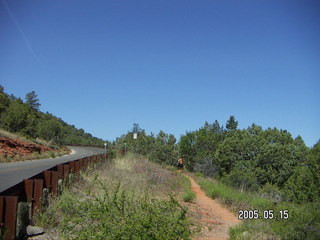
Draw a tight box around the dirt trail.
[184,174,240,240]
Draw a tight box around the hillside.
[0,86,106,147]
[0,129,70,163]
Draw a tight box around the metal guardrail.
[0,153,107,240]
[67,144,105,149]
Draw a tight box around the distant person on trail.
[177,157,184,173]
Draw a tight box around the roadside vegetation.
[35,154,192,239]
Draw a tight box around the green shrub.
[259,182,284,202]
[194,172,204,178]
[283,166,319,203]
[222,169,259,192]
[183,191,196,202]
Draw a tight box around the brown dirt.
[0,137,57,157]
[183,174,240,240]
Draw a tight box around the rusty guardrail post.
[63,165,69,185]
[0,196,4,233]
[24,179,34,203]
[51,171,59,196]
[74,161,80,175]
[57,165,64,179]
[69,161,75,174]
[79,159,84,171]
[82,158,86,171]
[43,171,51,192]
[4,196,18,240]
[33,179,43,213]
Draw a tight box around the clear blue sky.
[1,0,319,147]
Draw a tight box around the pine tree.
[226,115,238,131]
[25,91,41,111]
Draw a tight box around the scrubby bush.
[259,182,284,202]
[283,166,319,203]
[193,156,219,178]
[222,169,259,192]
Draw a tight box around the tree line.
[0,85,105,146]
[114,119,319,205]
[179,118,319,204]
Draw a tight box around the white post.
[104,142,107,161]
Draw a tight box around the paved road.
[0,146,105,193]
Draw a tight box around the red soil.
[0,137,56,157]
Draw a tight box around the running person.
[177,157,184,173]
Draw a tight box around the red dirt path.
[184,174,240,240]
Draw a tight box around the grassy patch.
[181,176,196,203]
[196,176,320,240]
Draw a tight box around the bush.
[222,169,259,192]
[283,166,319,203]
[193,156,219,178]
[259,182,284,202]
[183,191,196,203]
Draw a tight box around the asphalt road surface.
[0,146,105,193]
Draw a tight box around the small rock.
[27,225,45,236]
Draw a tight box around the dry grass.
[0,128,31,143]
[83,153,183,198]
[0,128,57,147]
[0,149,70,163]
